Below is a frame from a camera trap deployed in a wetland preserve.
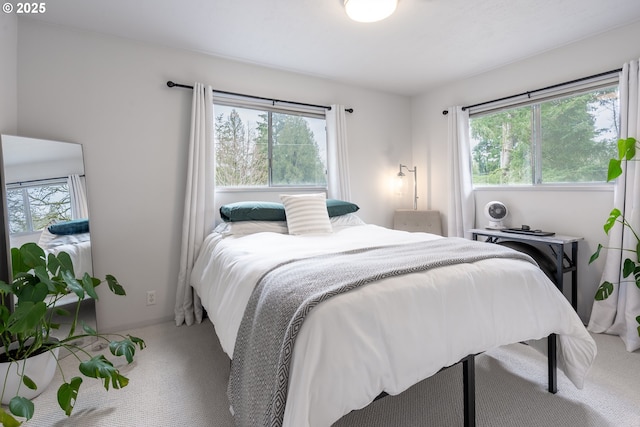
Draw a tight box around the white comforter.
[191,223,596,427]
[46,240,93,276]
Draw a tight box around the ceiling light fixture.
[344,0,398,23]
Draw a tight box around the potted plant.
[589,136,640,338]
[0,242,145,426]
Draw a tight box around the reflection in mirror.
[0,135,97,352]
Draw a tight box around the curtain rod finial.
[442,110,449,115]
[167,81,176,87]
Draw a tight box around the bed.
[38,219,93,275]
[190,197,596,427]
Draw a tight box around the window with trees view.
[469,84,619,185]
[214,103,327,188]
[6,180,71,234]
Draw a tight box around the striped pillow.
[280,193,332,235]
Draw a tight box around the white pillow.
[280,193,332,235]
[213,221,288,236]
[330,213,366,228]
[38,229,91,249]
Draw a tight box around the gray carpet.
[25,320,640,426]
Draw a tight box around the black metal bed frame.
[374,333,558,427]
[228,334,558,426]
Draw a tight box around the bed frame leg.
[548,334,557,394]
[462,354,476,427]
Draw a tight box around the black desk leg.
[462,354,476,427]
[548,334,557,394]
[571,242,578,310]
[555,246,563,296]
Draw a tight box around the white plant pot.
[0,341,59,404]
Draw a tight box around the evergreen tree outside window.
[214,103,327,188]
[469,83,619,186]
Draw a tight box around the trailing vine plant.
[589,136,640,337]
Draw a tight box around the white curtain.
[326,104,352,201]
[67,174,89,219]
[175,82,215,326]
[588,61,640,352]
[447,106,475,238]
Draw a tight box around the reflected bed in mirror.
[0,135,97,353]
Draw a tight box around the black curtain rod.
[441,68,622,115]
[167,81,353,113]
[9,174,85,186]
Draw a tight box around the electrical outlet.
[146,290,156,306]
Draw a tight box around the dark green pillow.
[48,219,90,235]
[220,199,359,222]
[220,201,286,222]
[326,199,359,217]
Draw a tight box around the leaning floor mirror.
[0,135,97,354]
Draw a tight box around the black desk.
[469,228,583,310]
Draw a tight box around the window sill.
[215,186,328,194]
[473,183,614,192]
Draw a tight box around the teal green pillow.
[326,199,359,217]
[220,199,359,222]
[48,219,89,235]
[220,202,286,222]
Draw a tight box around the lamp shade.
[344,0,398,23]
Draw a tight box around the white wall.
[16,19,412,332]
[0,12,17,135]
[412,20,640,322]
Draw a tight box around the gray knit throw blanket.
[228,237,536,427]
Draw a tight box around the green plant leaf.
[0,281,13,296]
[589,244,603,264]
[19,243,45,270]
[595,281,614,301]
[81,321,97,335]
[81,273,99,300]
[54,251,75,277]
[607,158,623,181]
[79,355,129,390]
[619,137,637,161]
[61,270,84,300]
[0,305,10,336]
[16,281,48,304]
[109,339,136,363]
[8,395,34,420]
[22,374,37,391]
[33,265,57,293]
[0,407,21,427]
[57,377,82,416]
[8,301,47,336]
[604,209,622,234]
[54,307,71,317]
[106,275,126,296]
[622,258,636,278]
[10,247,27,277]
[128,334,146,350]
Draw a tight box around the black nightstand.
[469,228,583,310]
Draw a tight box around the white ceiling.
[27,0,640,96]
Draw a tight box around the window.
[469,81,619,186]
[214,101,327,188]
[6,180,71,234]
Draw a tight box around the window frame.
[5,177,72,235]
[212,93,329,191]
[468,74,620,190]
